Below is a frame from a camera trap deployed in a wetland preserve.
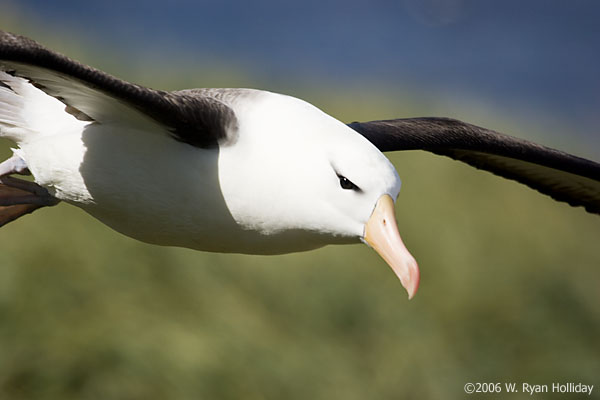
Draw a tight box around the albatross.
[0,31,599,299]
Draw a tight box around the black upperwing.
[349,117,600,215]
[0,30,235,148]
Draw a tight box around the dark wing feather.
[0,30,234,147]
[349,117,600,215]
[0,184,45,226]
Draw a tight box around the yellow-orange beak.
[364,194,420,299]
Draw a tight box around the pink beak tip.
[402,260,420,300]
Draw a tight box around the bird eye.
[338,175,360,191]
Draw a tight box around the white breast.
[9,84,396,255]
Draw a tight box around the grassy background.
[0,18,599,400]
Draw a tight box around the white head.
[218,91,419,298]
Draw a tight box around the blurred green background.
[1,3,599,400]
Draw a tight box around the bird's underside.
[0,29,600,229]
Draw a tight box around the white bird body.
[1,71,400,255]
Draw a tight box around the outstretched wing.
[0,30,235,147]
[349,117,600,215]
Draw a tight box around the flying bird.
[1,31,599,299]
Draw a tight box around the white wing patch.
[0,61,164,138]
[0,69,87,142]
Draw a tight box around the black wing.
[0,30,234,147]
[349,117,600,215]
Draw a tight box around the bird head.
[218,91,419,298]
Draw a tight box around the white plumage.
[0,71,402,255]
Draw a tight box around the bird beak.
[363,194,420,299]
